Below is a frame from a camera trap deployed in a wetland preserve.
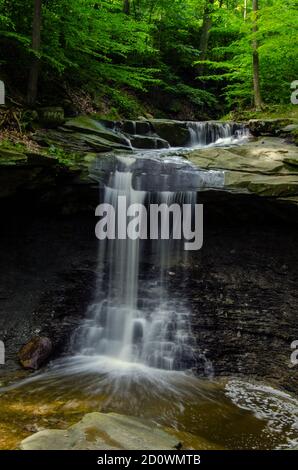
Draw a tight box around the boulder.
[20,412,181,450]
[38,107,65,128]
[248,118,297,137]
[148,119,190,147]
[18,336,52,370]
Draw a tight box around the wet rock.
[38,107,65,128]
[33,129,129,154]
[0,146,71,201]
[130,135,170,149]
[248,118,297,137]
[148,119,190,147]
[120,120,152,136]
[62,116,131,147]
[20,412,181,450]
[186,137,298,203]
[18,336,52,370]
[280,125,298,146]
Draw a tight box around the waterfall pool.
[1,361,298,450]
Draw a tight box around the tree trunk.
[244,0,247,20]
[199,0,214,62]
[27,0,42,106]
[123,0,130,15]
[252,0,263,110]
[197,0,215,76]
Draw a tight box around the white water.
[187,121,249,147]
[75,121,250,371]
[76,161,198,371]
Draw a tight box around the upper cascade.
[33,116,250,154]
[110,118,250,149]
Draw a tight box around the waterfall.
[75,160,197,371]
[187,121,249,147]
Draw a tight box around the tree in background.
[252,0,263,110]
[123,0,130,15]
[0,0,297,117]
[27,0,42,105]
[197,0,298,110]
[199,0,215,65]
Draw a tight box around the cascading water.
[74,120,249,371]
[187,121,249,147]
[76,159,198,370]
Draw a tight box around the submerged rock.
[18,336,52,370]
[20,412,180,450]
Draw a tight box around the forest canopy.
[0,0,297,118]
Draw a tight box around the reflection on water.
[1,356,297,450]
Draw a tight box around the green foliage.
[47,145,76,166]
[0,0,297,117]
[197,0,298,110]
[0,138,25,153]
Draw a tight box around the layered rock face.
[187,137,298,205]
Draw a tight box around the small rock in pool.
[18,336,52,370]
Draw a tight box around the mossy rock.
[249,119,297,137]
[38,107,65,128]
[0,147,28,165]
[63,116,131,147]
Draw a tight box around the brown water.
[0,357,297,450]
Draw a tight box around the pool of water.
[1,357,297,450]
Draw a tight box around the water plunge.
[76,161,198,371]
[75,120,249,371]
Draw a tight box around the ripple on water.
[0,357,297,450]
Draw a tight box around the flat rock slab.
[20,412,180,450]
[186,137,298,200]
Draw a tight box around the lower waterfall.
[73,120,249,371]
[75,160,197,371]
